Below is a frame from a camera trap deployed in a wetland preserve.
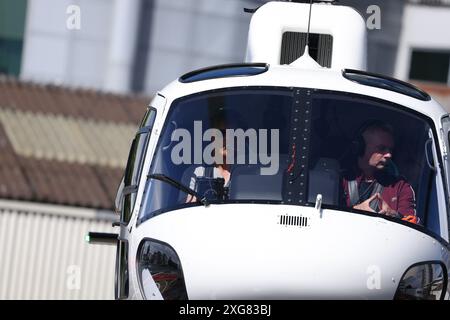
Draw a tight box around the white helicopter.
[89,0,449,300]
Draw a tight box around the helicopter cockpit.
[136,83,440,238]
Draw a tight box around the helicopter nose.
[156,204,415,299]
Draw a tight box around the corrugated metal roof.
[0,76,147,123]
[0,76,151,210]
[0,124,33,200]
[17,158,120,208]
[0,109,137,167]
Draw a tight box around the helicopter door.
[114,99,160,299]
[439,116,450,239]
[117,94,165,225]
[441,116,450,190]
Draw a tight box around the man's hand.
[353,193,399,217]
[185,194,197,203]
[377,196,399,217]
[353,193,379,213]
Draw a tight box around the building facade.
[18,0,263,94]
[0,76,148,299]
[3,0,448,99]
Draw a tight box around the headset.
[351,119,394,157]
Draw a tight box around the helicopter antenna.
[288,0,338,55]
[305,0,313,55]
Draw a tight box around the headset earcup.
[357,134,365,156]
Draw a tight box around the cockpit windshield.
[138,87,440,236]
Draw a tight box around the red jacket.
[342,173,416,218]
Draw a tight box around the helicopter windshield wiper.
[147,173,209,207]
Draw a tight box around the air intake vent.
[279,215,310,227]
[280,32,333,67]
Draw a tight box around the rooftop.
[0,76,149,210]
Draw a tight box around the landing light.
[137,239,188,300]
[394,262,447,300]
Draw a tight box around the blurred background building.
[0,0,450,299]
[0,77,147,299]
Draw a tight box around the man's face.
[361,129,395,171]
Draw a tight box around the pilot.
[185,125,231,203]
[341,120,418,223]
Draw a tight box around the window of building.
[409,49,450,84]
[0,0,27,76]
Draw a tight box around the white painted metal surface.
[245,1,367,70]
[0,199,116,300]
[159,65,447,128]
[124,61,450,298]
[125,48,450,301]
[130,204,449,299]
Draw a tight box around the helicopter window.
[139,105,157,128]
[342,69,431,101]
[179,63,269,83]
[137,87,443,238]
[425,174,440,236]
[138,87,293,222]
[309,91,441,234]
[121,108,156,224]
